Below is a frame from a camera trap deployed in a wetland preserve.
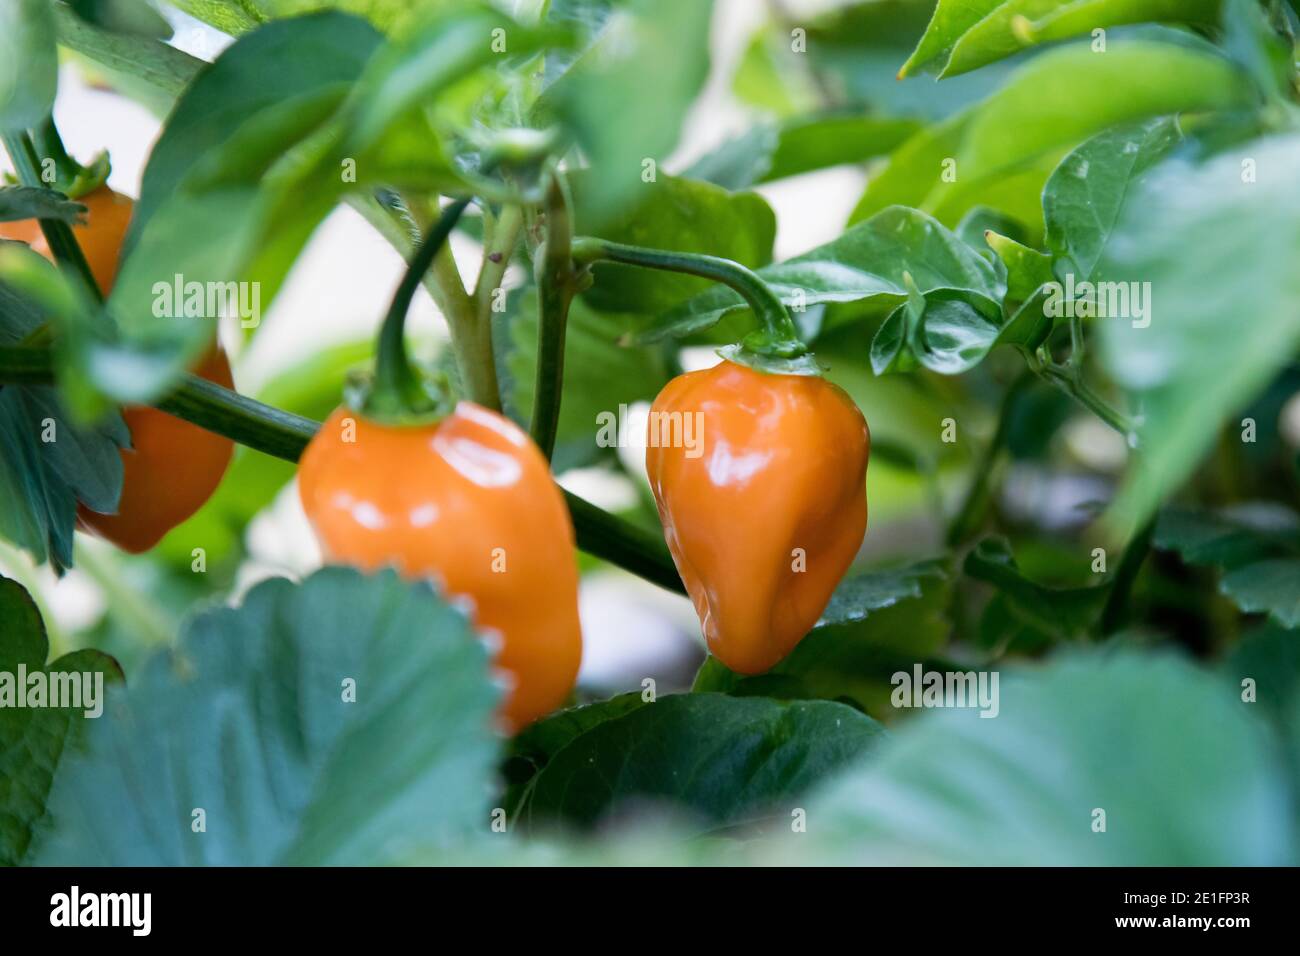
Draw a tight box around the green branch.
[531,171,575,460]
[0,346,684,594]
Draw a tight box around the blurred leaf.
[0,267,128,572]
[941,0,1222,78]
[852,39,1252,228]
[572,173,775,313]
[103,13,384,405]
[1043,117,1182,281]
[66,0,172,39]
[516,694,885,833]
[1223,622,1300,722]
[0,0,57,130]
[168,1,264,35]
[0,574,122,866]
[965,537,1109,641]
[1222,560,1300,628]
[685,116,920,191]
[33,567,501,865]
[646,206,1003,342]
[545,0,713,221]
[800,650,1297,864]
[1097,134,1300,531]
[0,187,86,225]
[1221,0,1295,102]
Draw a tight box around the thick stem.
[1,130,103,302]
[531,172,574,460]
[368,198,470,417]
[0,346,684,593]
[570,237,808,362]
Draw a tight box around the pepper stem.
[360,197,471,420]
[569,238,815,371]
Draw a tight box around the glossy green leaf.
[899,0,1001,77]
[516,694,886,832]
[1043,117,1182,281]
[33,567,501,865]
[646,205,1002,342]
[801,650,1296,864]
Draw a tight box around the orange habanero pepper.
[646,359,870,675]
[297,402,583,731]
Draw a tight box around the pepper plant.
[1,0,1299,867]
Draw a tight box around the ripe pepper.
[0,185,134,293]
[645,359,870,674]
[2,186,236,553]
[297,402,583,731]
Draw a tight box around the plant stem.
[0,346,685,593]
[1100,517,1155,634]
[531,171,574,460]
[1036,360,1135,441]
[570,237,807,361]
[367,198,470,417]
[1,130,103,302]
[946,373,1030,546]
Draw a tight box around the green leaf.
[572,173,775,314]
[501,692,647,817]
[801,650,1297,864]
[1155,503,1300,568]
[960,42,1251,186]
[0,0,58,129]
[853,38,1253,229]
[984,230,1054,308]
[546,0,713,221]
[101,12,385,403]
[943,0,1222,78]
[1098,134,1300,531]
[1043,117,1182,281]
[1223,622,1300,723]
[0,267,128,571]
[1222,560,1300,628]
[53,2,205,103]
[0,187,85,225]
[168,1,265,35]
[32,567,502,865]
[0,574,123,866]
[964,537,1109,641]
[870,289,1005,376]
[516,693,886,833]
[1221,0,1295,102]
[899,0,1002,77]
[646,205,1003,343]
[685,116,920,191]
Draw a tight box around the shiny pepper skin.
[1,187,236,553]
[646,360,870,674]
[297,402,583,731]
